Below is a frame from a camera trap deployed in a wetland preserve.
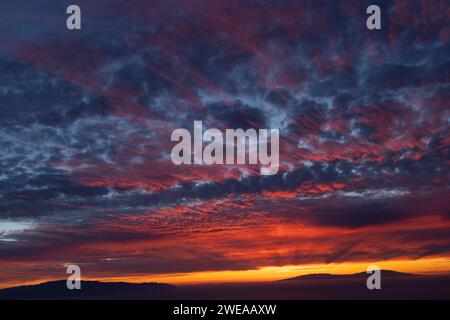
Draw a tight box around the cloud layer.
[0,0,449,285]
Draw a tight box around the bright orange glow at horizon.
[1,257,449,290]
[90,257,450,285]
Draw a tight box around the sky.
[0,0,449,289]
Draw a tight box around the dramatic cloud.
[0,0,449,286]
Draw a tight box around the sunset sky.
[0,0,449,289]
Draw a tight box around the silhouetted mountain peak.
[0,280,176,299]
[279,270,415,281]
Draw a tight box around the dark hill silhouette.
[279,269,415,281]
[0,280,176,300]
[2,271,449,299]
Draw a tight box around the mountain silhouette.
[279,269,415,281]
[2,270,447,300]
[0,280,176,299]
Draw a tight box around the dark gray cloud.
[0,0,449,283]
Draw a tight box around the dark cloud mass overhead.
[0,0,449,286]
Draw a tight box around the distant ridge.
[0,280,176,300]
[1,271,449,299]
[278,270,416,281]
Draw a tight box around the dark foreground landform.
[1,271,449,300]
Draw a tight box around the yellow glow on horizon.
[2,257,449,289]
[95,257,450,285]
